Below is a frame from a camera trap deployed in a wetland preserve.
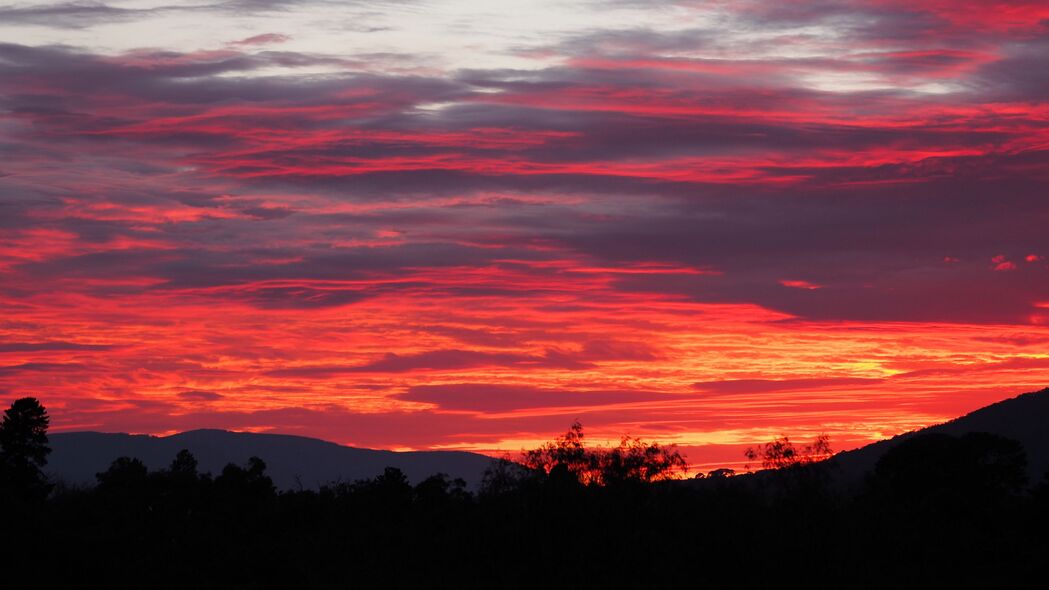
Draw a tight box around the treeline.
[3,398,1049,588]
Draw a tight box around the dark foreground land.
[2,434,1047,588]
[3,393,1049,588]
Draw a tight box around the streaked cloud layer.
[2,0,1047,470]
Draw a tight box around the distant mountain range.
[44,387,1049,492]
[829,386,1049,485]
[45,429,498,491]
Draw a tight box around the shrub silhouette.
[701,468,736,479]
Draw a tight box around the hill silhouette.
[829,386,1049,485]
[47,387,1049,491]
[45,428,496,490]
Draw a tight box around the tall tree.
[0,397,53,499]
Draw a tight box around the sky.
[1,0,1048,472]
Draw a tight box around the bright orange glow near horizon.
[1,0,1048,472]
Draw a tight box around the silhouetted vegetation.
[516,420,688,486]
[0,396,52,504]
[3,399,1048,588]
[744,432,833,470]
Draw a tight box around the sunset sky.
[2,0,1048,472]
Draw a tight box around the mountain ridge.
[45,428,499,491]
[44,386,1049,492]
[828,386,1049,484]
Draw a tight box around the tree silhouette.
[357,466,414,509]
[414,472,469,505]
[215,456,275,500]
[169,449,199,478]
[0,396,53,500]
[96,456,150,492]
[478,455,535,496]
[599,434,688,485]
[520,421,688,486]
[521,420,595,483]
[744,433,832,471]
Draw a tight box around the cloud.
[399,383,674,412]
[229,33,292,47]
[692,378,885,395]
[2,1,1049,456]
[0,341,113,352]
[0,2,157,29]
[0,0,335,29]
[267,349,595,377]
[1,32,1048,325]
[0,362,86,376]
[177,390,225,401]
